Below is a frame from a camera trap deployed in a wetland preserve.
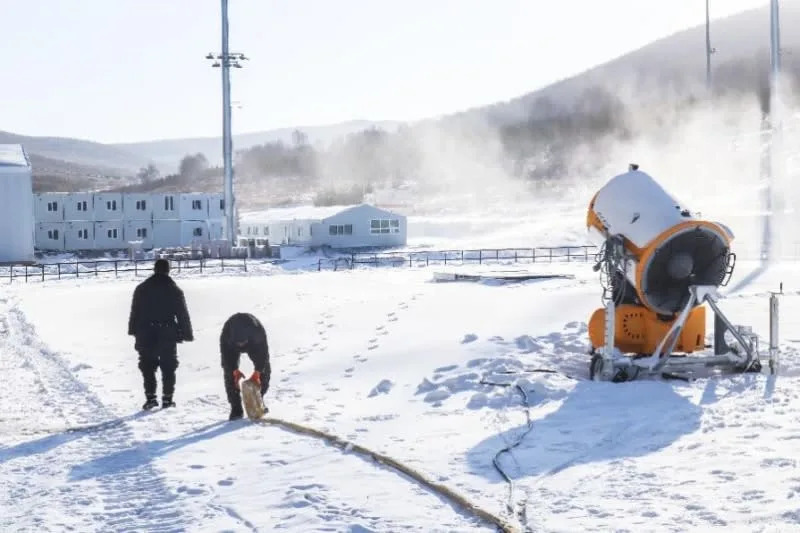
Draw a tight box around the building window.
[47,201,59,212]
[263,226,269,236]
[47,229,60,240]
[136,228,148,238]
[370,219,400,234]
[107,228,118,239]
[78,229,89,239]
[136,200,147,210]
[77,201,88,211]
[192,200,202,210]
[220,199,225,210]
[193,228,203,237]
[106,200,118,211]
[164,196,175,211]
[328,224,353,236]
[298,227,304,237]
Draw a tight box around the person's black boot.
[162,396,176,408]
[229,404,244,421]
[142,397,159,410]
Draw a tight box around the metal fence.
[317,245,598,271]
[2,256,249,283]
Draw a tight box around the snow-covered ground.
[2,253,800,531]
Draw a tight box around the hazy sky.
[1,0,768,144]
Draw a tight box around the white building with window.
[239,203,406,249]
[63,192,94,221]
[152,193,180,220]
[94,192,123,221]
[123,193,154,221]
[124,220,154,249]
[208,194,225,219]
[35,222,65,251]
[32,191,225,252]
[35,192,66,222]
[94,221,125,249]
[181,193,209,220]
[64,221,95,250]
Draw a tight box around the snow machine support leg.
[769,284,782,375]
[641,287,700,373]
[703,291,758,370]
[600,293,617,380]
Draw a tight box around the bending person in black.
[128,258,194,410]
[220,312,271,420]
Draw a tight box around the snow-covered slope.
[2,257,799,531]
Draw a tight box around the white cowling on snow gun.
[585,164,780,382]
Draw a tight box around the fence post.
[57,263,61,280]
[567,248,571,262]
[584,246,589,261]
[461,250,464,264]
[25,265,29,282]
[221,257,225,272]
[549,248,553,262]
[135,260,138,277]
[95,261,99,276]
[532,248,536,263]
[114,260,118,278]
[243,257,247,273]
[479,250,483,264]
[444,252,447,265]
[41,265,45,282]
[200,258,204,274]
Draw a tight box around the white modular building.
[124,220,154,249]
[0,144,35,263]
[152,192,181,220]
[62,192,94,221]
[93,192,123,221]
[153,219,214,248]
[35,222,65,252]
[94,220,125,250]
[34,192,66,222]
[123,193,154,221]
[208,193,225,220]
[32,190,225,253]
[238,203,407,249]
[64,221,95,251]
[180,193,210,220]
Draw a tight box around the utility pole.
[705,0,715,91]
[206,0,248,247]
[770,0,781,110]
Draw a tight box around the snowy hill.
[1,252,799,531]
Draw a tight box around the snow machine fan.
[584,165,773,381]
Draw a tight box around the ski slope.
[2,256,800,532]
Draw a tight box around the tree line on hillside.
[119,59,798,202]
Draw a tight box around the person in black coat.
[220,312,271,420]
[128,259,194,410]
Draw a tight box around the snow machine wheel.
[740,358,762,374]
[590,354,634,382]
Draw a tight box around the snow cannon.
[585,164,778,382]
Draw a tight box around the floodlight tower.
[206,0,248,246]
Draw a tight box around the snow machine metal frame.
[589,240,781,383]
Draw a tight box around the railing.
[317,245,598,271]
[1,257,249,283]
